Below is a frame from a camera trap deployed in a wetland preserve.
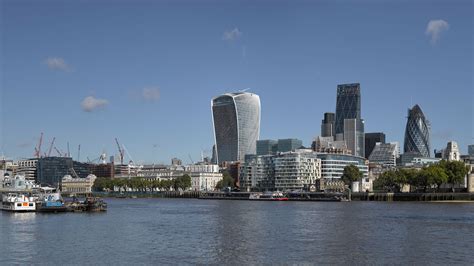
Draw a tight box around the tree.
[341,164,362,186]
[174,174,191,191]
[419,165,448,191]
[216,172,235,190]
[439,160,469,189]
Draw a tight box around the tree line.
[93,174,192,192]
[373,160,469,192]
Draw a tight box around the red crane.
[115,138,124,165]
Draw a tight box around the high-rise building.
[403,104,431,157]
[257,138,303,155]
[335,83,361,139]
[257,140,278,155]
[211,92,261,164]
[468,145,474,157]
[365,132,386,159]
[321,112,335,137]
[277,139,303,152]
[344,118,365,158]
[368,142,399,167]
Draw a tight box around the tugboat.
[66,197,107,212]
[249,191,289,201]
[35,187,67,213]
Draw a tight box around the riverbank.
[89,191,474,202]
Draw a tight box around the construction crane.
[54,146,63,157]
[115,138,125,165]
[34,132,44,158]
[47,137,56,157]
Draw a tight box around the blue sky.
[1,0,472,163]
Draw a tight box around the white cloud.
[81,96,109,112]
[44,57,71,71]
[142,87,160,102]
[425,19,449,44]
[222,28,242,41]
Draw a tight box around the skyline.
[1,0,473,163]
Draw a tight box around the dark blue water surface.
[1,199,473,265]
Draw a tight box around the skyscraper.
[212,92,261,164]
[469,145,474,157]
[335,83,361,139]
[344,118,365,158]
[403,104,431,157]
[321,112,335,137]
[365,132,386,159]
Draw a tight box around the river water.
[1,199,473,265]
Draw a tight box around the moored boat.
[249,191,289,201]
[35,187,67,213]
[1,192,36,212]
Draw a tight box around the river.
[1,199,473,265]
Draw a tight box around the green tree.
[174,174,192,191]
[439,160,469,190]
[341,164,362,186]
[216,172,235,190]
[419,165,448,191]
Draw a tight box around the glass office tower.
[335,83,361,139]
[212,92,261,163]
[404,104,431,157]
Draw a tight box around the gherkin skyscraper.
[404,104,431,157]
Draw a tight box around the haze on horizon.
[0,0,472,163]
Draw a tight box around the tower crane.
[115,138,125,165]
[34,132,44,158]
[47,137,56,157]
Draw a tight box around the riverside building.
[186,164,222,192]
[240,150,366,191]
[211,92,261,164]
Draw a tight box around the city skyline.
[1,0,472,163]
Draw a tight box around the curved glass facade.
[212,92,260,163]
[403,104,431,157]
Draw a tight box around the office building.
[317,153,368,180]
[368,142,399,167]
[257,140,278,155]
[171,158,182,166]
[211,92,261,163]
[321,112,335,137]
[365,132,386,159]
[469,145,474,157]
[257,138,303,155]
[335,83,361,139]
[277,139,303,153]
[403,104,431,157]
[36,157,91,187]
[344,118,365,158]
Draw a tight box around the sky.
[1,0,473,164]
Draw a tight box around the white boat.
[1,192,36,212]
